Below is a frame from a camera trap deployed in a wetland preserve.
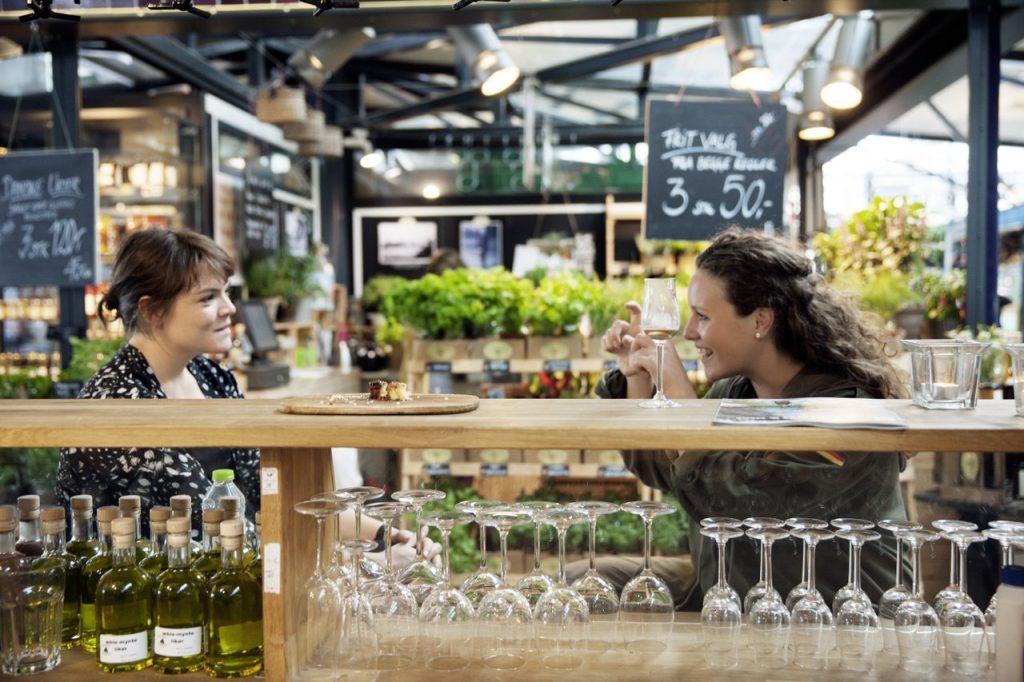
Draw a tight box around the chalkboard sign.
[0,149,98,287]
[644,100,787,240]
[243,167,279,255]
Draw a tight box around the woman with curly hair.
[586,227,908,610]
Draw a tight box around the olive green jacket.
[596,366,907,609]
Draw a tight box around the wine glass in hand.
[638,278,681,409]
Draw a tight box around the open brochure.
[712,397,907,430]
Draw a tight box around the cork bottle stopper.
[17,495,40,520]
[40,506,65,535]
[220,519,244,550]
[166,517,191,547]
[96,506,119,533]
[149,506,171,533]
[203,509,224,534]
[118,495,141,514]
[219,496,241,520]
[70,495,93,518]
[169,495,192,516]
[0,505,17,532]
[110,517,136,548]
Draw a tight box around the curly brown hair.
[695,227,906,398]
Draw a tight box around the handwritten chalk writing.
[734,157,777,172]
[670,156,694,170]
[18,225,48,259]
[697,156,732,173]
[660,128,737,153]
[720,174,767,220]
[47,173,82,198]
[692,200,715,216]
[0,175,44,202]
[63,256,92,282]
[661,177,689,217]
[50,218,85,256]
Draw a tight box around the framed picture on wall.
[459,219,502,269]
[377,220,437,267]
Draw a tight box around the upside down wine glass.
[895,529,941,674]
[939,530,987,674]
[363,501,418,672]
[638,278,681,409]
[834,528,881,672]
[475,509,534,671]
[741,516,785,617]
[456,499,505,607]
[620,501,676,656]
[747,526,791,669]
[533,507,589,670]
[392,489,446,605]
[783,517,828,612]
[700,524,743,669]
[568,501,621,655]
[514,501,559,608]
[790,528,835,670]
[982,524,1024,666]
[877,520,923,622]
[419,510,475,672]
[830,517,875,617]
[932,519,978,615]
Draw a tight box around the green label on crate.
[542,464,570,477]
[423,464,450,477]
[543,360,571,373]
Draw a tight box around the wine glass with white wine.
[639,278,681,409]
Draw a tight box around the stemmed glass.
[932,519,977,615]
[455,499,505,607]
[783,517,828,611]
[829,517,875,616]
[877,520,923,622]
[834,528,881,671]
[317,485,384,593]
[619,501,676,656]
[699,524,743,669]
[939,530,987,674]
[293,497,347,678]
[475,509,534,671]
[533,507,589,670]
[392,489,446,605]
[514,501,559,608]
[419,510,475,672]
[746,526,790,669]
[638,278,681,409]
[363,501,418,672]
[790,528,834,670]
[567,501,621,620]
[741,516,785,616]
[699,520,742,613]
[895,529,941,673]
[982,524,1024,665]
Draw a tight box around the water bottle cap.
[212,469,235,483]
[1002,564,1024,587]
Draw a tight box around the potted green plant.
[522,271,602,359]
[243,252,321,321]
[915,268,967,337]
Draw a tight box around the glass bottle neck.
[96,530,112,555]
[203,533,221,554]
[18,519,40,542]
[150,529,167,555]
[167,543,191,568]
[112,544,138,567]
[220,545,244,569]
[0,529,17,554]
[42,530,67,553]
[71,516,94,542]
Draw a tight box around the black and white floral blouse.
[56,344,260,536]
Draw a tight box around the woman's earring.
[755,331,761,339]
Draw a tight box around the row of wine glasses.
[698,515,1024,673]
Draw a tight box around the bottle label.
[99,631,149,664]
[154,626,202,657]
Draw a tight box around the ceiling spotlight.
[821,12,874,110]
[299,0,359,17]
[147,0,211,18]
[798,62,835,142]
[448,25,520,97]
[287,28,375,89]
[359,149,384,169]
[422,184,441,200]
[718,16,772,91]
[20,0,79,22]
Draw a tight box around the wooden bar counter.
[1,397,1020,681]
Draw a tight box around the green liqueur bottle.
[15,494,43,556]
[96,516,153,672]
[140,506,171,577]
[247,512,261,586]
[39,505,83,648]
[66,495,102,567]
[206,518,263,677]
[192,508,224,581]
[118,495,155,562]
[218,497,256,567]
[0,504,22,559]
[80,505,119,653]
[153,516,206,674]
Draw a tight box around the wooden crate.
[468,337,526,360]
[409,339,471,363]
[583,449,625,466]
[526,336,584,361]
[404,448,467,464]
[522,449,582,465]
[467,448,524,464]
[935,450,1008,506]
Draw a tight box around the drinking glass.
[790,528,834,670]
[877,520,922,622]
[363,501,418,672]
[699,524,743,669]
[746,526,790,669]
[620,501,676,656]
[741,516,784,616]
[455,499,505,607]
[392,489,446,605]
[834,528,881,671]
[1006,342,1024,416]
[316,486,384,593]
[895,529,941,674]
[940,530,987,674]
[783,517,828,611]
[419,510,475,672]
[337,535,379,672]
[567,501,621,617]
[982,524,1024,665]
[699,516,742,529]
[514,501,559,608]
[638,278,681,409]
[932,519,977,615]
[0,556,64,676]
[533,507,589,670]
[293,497,346,678]
[902,339,990,409]
[829,517,875,616]
[475,509,533,671]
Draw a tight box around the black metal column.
[49,25,86,369]
[965,0,1000,329]
[321,70,359,297]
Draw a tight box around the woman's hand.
[601,301,645,378]
[379,528,442,571]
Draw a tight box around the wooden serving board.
[278,393,480,415]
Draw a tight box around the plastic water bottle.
[201,469,247,520]
[996,564,1024,682]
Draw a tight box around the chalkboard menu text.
[243,166,279,255]
[0,149,99,287]
[644,100,787,241]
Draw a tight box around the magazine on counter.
[712,397,907,430]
